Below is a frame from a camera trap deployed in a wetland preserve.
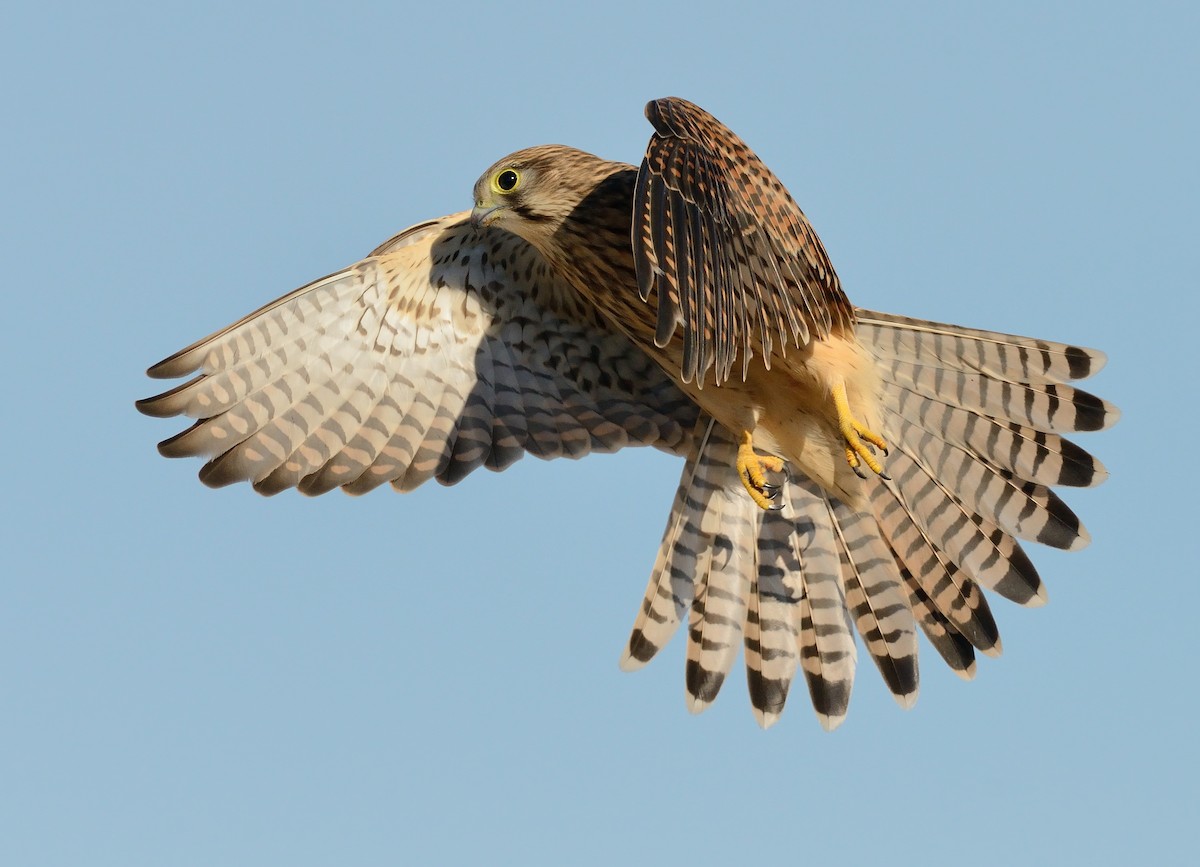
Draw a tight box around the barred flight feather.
[138,214,700,498]
[828,499,919,707]
[856,309,1112,386]
[683,477,756,712]
[785,482,856,730]
[872,472,1003,655]
[897,557,979,679]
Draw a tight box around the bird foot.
[737,432,785,510]
[833,381,889,480]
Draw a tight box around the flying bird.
[138,97,1116,729]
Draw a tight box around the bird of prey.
[138,97,1116,730]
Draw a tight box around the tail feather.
[885,411,1089,552]
[829,499,919,707]
[748,508,804,727]
[880,448,1046,607]
[779,482,856,731]
[885,386,1107,488]
[877,356,1117,433]
[871,479,1002,655]
[683,468,757,712]
[897,558,978,679]
[855,309,1108,383]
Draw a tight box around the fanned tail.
[622,310,1114,728]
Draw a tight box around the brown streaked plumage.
[139,97,1117,730]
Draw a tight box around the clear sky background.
[3,2,1196,864]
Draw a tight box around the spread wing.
[632,97,855,386]
[138,213,699,496]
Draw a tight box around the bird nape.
[137,97,1117,730]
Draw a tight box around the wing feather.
[139,214,700,495]
[634,97,855,386]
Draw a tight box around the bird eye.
[495,169,520,193]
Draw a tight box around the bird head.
[470,145,617,244]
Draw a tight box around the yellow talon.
[833,381,889,478]
[736,431,785,510]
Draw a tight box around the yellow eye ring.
[493,168,521,193]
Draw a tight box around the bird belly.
[684,334,883,507]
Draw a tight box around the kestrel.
[139,97,1116,729]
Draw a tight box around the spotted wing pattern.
[137,214,699,495]
[632,97,855,386]
[622,311,1117,729]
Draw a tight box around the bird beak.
[470,204,503,229]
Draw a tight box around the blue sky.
[3,2,1196,864]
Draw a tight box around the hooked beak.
[470,203,504,229]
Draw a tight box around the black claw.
[768,500,785,512]
[879,471,892,481]
[762,483,780,498]
[851,463,867,480]
[881,444,890,456]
